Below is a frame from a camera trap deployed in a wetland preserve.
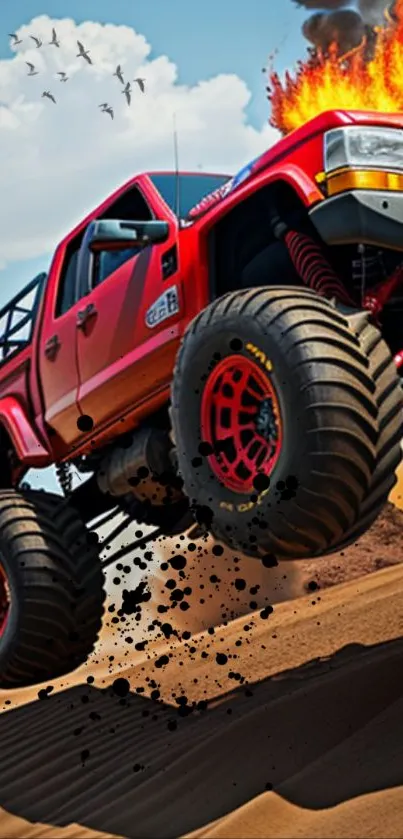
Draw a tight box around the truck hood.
[186,109,403,222]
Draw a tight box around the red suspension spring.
[281,224,403,373]
[284,229,356,308]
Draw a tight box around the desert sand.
[0,467,403,838]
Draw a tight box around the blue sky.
[2,0,308,118]
[0,0,309,296]
[0,0,309,491]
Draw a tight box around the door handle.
[44,334,60,359]
[76,302,97,329]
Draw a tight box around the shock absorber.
[361,261,403,371]
[362,262,403,318]
[269,209,356,307]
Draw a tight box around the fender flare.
[0,396,49,466]
[197,162,324,232]
[250,162,324,207]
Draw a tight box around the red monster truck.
[1,108,403,689]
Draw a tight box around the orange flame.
[269,0,403,136]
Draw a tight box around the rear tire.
[171,287,383,560]
[0,489,105,689]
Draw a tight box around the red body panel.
[36,242,83,450]
[0,348,31,414]
[0,396,48,465]
[0,348,49,465]
[188,109,403,221]
[2,108,403,468]
[75,179,181,434]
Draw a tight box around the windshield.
[148,172,230,219]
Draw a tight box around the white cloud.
[0,15,280,267]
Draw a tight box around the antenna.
[173,112,181,220]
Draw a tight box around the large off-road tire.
[0,489,105,689]
[320,310,403,553]
[170,286,385,560]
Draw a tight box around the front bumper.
[309,188,403,251]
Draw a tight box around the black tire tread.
[323,314,403,553]
[0,489,105,689]
[171,287,386,558]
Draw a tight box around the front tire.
[320,310,403,552]
[171,287,382,560]
[0,489,105,689]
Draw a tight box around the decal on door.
[145,285,180,328]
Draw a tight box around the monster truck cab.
[0,107,402,689]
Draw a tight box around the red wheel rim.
[201,354,283,494]
[0,564,9,638]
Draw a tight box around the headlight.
[324,126,403,174]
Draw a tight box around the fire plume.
[268,0,403,136]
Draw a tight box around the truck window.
[55,185,154,315]
[91,184,153,289]
[55,233,85,317]
[149,173,230,218]
[92,247,143,287]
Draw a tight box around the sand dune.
[0,487,402,838]
[0,562,403,838]
[143,530,305,635]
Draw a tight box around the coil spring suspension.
[270,210,356,307]
[283,230,356,307]
[56,462,73,496]
[269,207,403,372]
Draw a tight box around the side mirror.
[87,219,170,251]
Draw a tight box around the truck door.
[37,235,85,448]
[75,182,182,430]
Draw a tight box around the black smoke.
[293,0,397,58]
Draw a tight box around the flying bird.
[99,102,108,108]
[26,62,38,76]
[49,28,60,47]
[76,40,92,64]
[42,90,56,103]
[122,82,131,105]
[8,33,22,46]
[57,71,68,82]
[30,35,42,48]
[113,64,124,83]
[133,77,145,92]
[102,106,114,119]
